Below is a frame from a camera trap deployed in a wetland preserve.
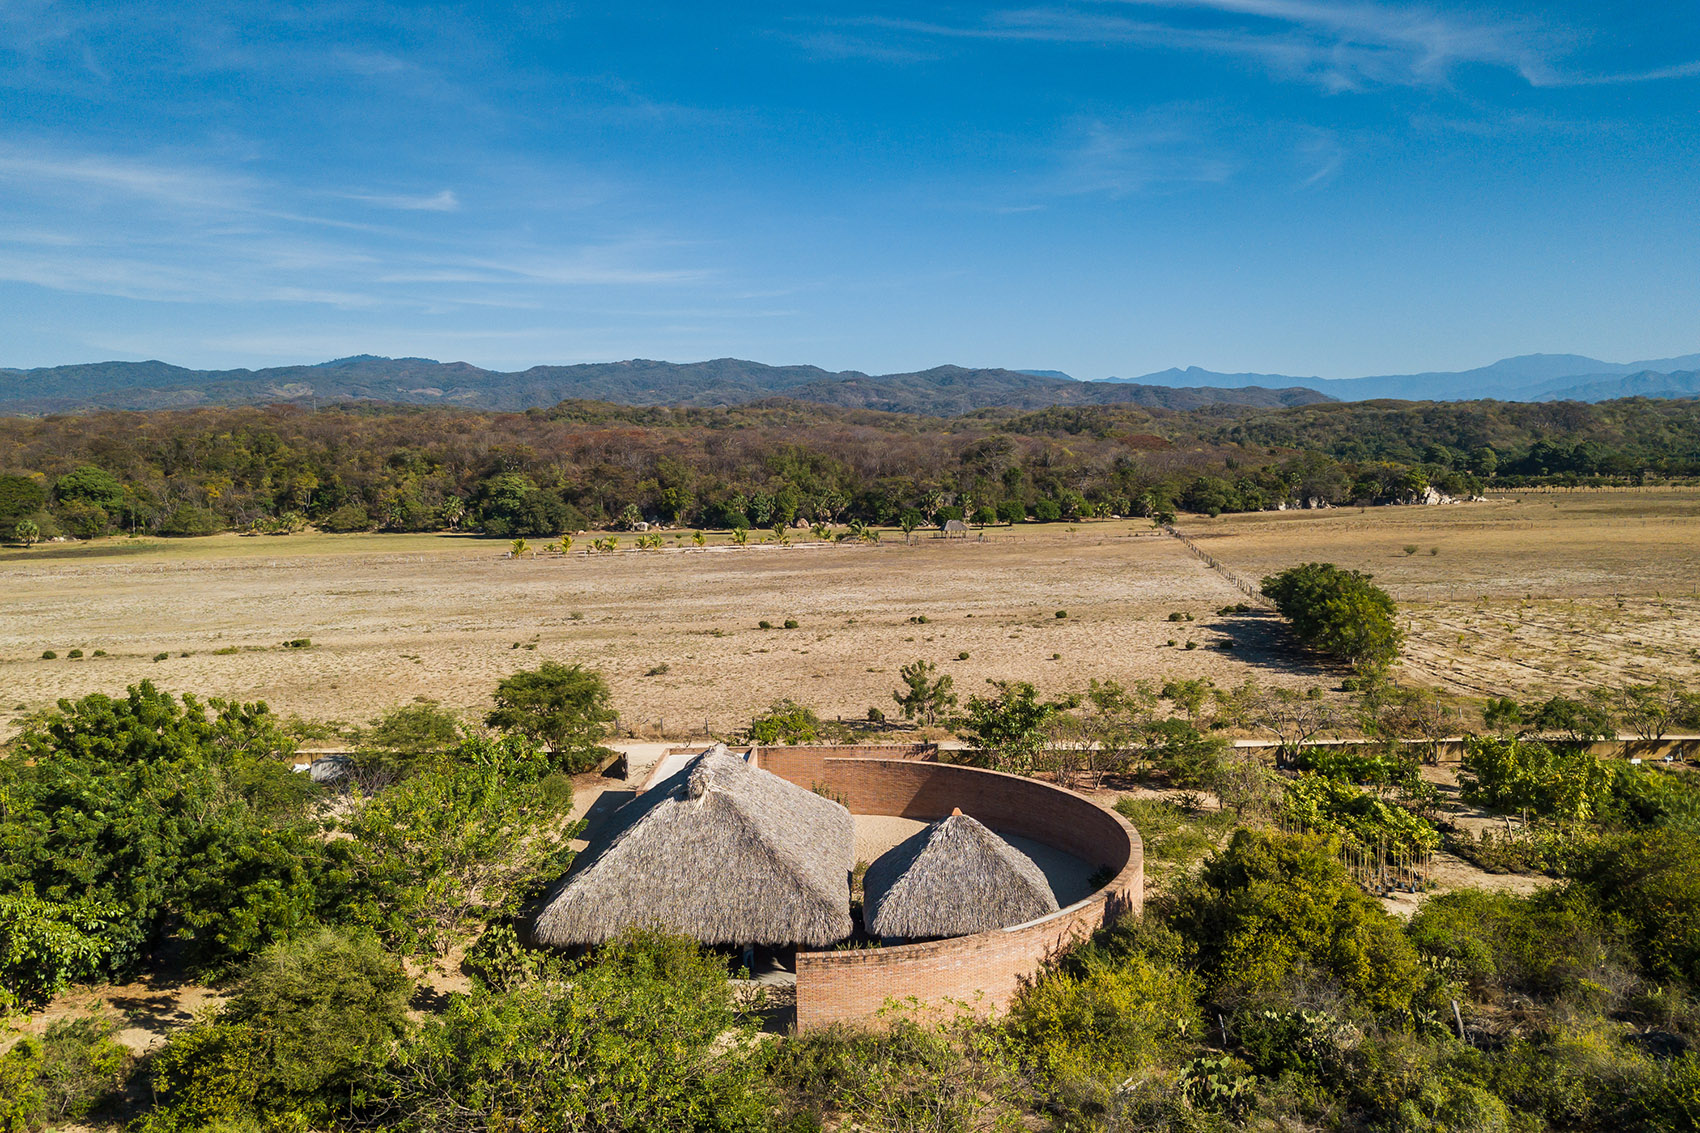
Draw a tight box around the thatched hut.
[863,809,1058,940]
[532,745,855,948]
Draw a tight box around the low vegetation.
[5,649,1700,1131]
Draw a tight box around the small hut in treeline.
[863,809,1058,940]
[532,745,855,949]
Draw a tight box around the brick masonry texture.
[760,757,1144,1030]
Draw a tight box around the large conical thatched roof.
[863,810,1059,940]
[533,745,855,947]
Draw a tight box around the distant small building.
[531,746,855,948]
[863,809,1058,940]
[940,518,969,537]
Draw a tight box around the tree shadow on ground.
[1208,611,1337,680]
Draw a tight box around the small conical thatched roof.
[863,810,1059,940]
[533,745,855,947]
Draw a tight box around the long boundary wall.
[768,758,1143,1031]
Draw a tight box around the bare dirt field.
[1185,487,1700,697]
[3,487,1697,738]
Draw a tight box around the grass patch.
[1114,797,1237,870]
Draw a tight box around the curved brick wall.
[770,757,1144,1030]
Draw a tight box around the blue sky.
[1,1,1697,378]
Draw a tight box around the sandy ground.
[0,524,1305,738]
[1186,487,1700,697]
[4,489,1696,741]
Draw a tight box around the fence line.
[1162,524,1270,607]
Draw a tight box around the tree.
[138,927,412,1132]
[1261,562,1402,674]
[381,930,770,1133]
[1231,682,1340,767]
[485,663,615,773]
[892,660,956,727]
[343,735,574,955]
[742,699,823,745]
[956,681,1077,775]
[1167,829,1423,1014]
[12,517,40,546]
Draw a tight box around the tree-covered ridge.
[0,394,1696,541]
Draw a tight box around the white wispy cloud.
[346,188,461,211]
[832,2,1561,91]
[0,141,713,311]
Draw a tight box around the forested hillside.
[1,395,1696,542]
[0,356,1328,416]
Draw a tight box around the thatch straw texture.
[863,811,1059,940]
[533,745,855,947]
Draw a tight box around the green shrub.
[39,649,55,659]
[783,618,799,629]
[1010,951,1203,1094]
[1460,736,1614,824]
[1280,774,1439,855]
[382,929,772,1132]
[743,699,823,745]
[32,1016,132,1124]
[1167,830,1424,1014]
[1261,562,1402,673]
[135,927,412,1133]
[66,648,83,659]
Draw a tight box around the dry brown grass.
[1187,487,1700,697]
[3,488,1697,738]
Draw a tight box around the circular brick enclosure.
[751,752,1144,1030]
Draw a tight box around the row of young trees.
[8,394,1696,543]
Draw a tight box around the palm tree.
[692,530,707,548]
[511,538,529,557]
[555,534,574,554]
[731,527,748,546]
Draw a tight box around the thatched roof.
[532,745,855,947]
[863,810,1058,939]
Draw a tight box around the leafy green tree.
[342,736,575,956]
[137,927,411,1133]
[1261,562,1402,674]
[53,465,125,513]
[12,517,40,546]
[380,929,771,1132]
[1517,693,1616,744]
[485,663,615,773]
[1280,774,1439,855]
[742,699,823,745]
[0,474,47,541]
[0,893,116,1013]
[892,659,956,726]
[1167,830,1424,1014]
[1,684,332,976]
[956,681,1077,775]
[1459,736,1615,824]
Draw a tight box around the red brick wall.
[751,744,935,792]
[786,759,1143,1030]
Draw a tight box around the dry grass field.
[3,487,1697,738]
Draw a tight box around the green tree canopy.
[1260,562,1403,673]
[484,663,615,773]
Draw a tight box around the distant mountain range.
[0,357,1328,417]
[1102,353,1700,403]
[1,350,1695,418]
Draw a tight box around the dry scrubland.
[2,487,1698,736]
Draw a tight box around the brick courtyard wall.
[752,744,935,791]
[785,758,1143,1030]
